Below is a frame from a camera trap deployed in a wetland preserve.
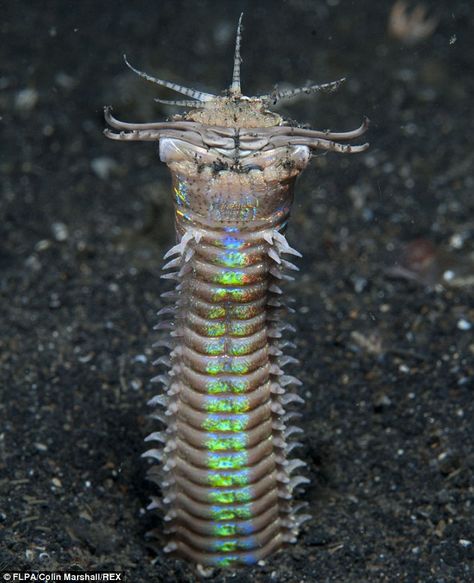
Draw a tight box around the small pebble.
[130,379,143,391]
[373,393,392,411]
[25,255,42,271]
[34,442,48,452]
[457,318,471,331]
[91,157,119,180]
[79,510,93,522]
[35,239,52,252]
[51,222,69,242]
[15,88,39,111]
[49,293,61,309]
[449,233,463,249]
[353,277,367,293]
[55,71,75,90]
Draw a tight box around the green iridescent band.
[201,415,249,432]
[207,451,247,470]
[207,469,250,487]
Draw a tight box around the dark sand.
[1,1,472,581]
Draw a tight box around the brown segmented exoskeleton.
[105,14,368,570]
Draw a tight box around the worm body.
[105,16,368,568]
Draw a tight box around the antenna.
[229,13,244,96]
[123,54,215,102]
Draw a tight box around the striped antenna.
[265,78,346,105]
[229,13,244,96]
[123,55,216,102]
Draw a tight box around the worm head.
[105,13,369,155]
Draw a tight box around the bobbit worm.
[104,15,368,569]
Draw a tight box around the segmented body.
[104,15,368,569]
[143,139,311,566]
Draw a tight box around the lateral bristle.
[142,448,164,462]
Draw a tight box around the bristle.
[279,393,305,406]
[142,448,164,462]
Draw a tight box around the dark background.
[1,1,472,581]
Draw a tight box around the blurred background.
[1,1,472,581]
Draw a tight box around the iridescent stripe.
[208,486,253,504]
[210,504,253,521]
[229,321,256,336]
[207,469,250,487]
[214,270,247,285]
[220,235,244,249]
[211,554,257,567]
[205,396,250,414]
[212,537,256,552]
[212,287,249,302]
[203,339,226,355]
[216,251,249,267]
[205,360,251,375]
[208,306,226,319]
[204,321,226,336]
[206,379,249,394]
[212,519,256,537]
[201,415,249,432]
[230,341,253,356]
[204,433,247,451]
[207,451,247,470]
